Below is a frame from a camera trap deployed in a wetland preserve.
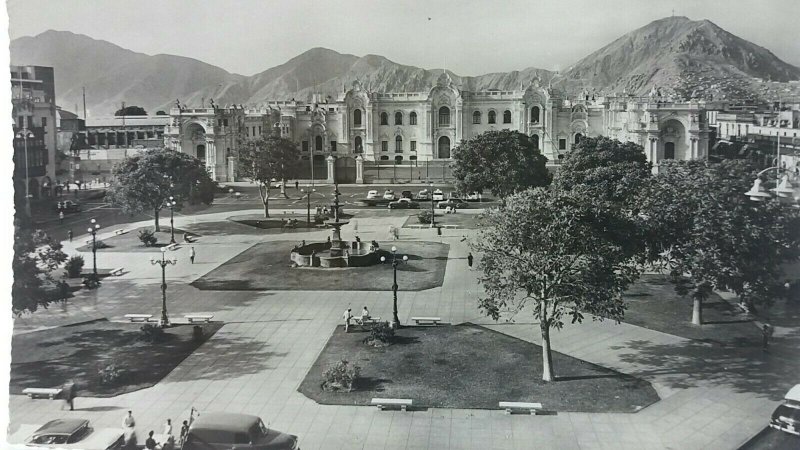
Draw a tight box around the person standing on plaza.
[67,229,73,242]
[164,418,173,438]
[762,323,774,351]
[122,411,136,447]
[62,380,76,411]
[179,420,190,447]
[467,252,474,269]
[190,246,196,264]
[295,180,299,190]
[59,210,65,224]
[343,308,353,332]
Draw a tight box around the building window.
[503,110,511,124]
[245,127,249,137]
[532,134,539,150]
[380,112,389,125]
[258,126,262,135]
[439,107,450,127]
[382,141,388,152]
[223,119,229,127]
[380,155,389,160]
[531,106,540,123]
[437,136,451,159]
[41,117,47,128]
[574,133,582,144]
[395,155,403,163]
[331,141,337,152]
[315,135,323,152]
[488,110,496,124]
[472,111,481,124]
[354,109,362,127]
[664,142,675,159]
[395,135,402,152]
[409,111,417,125]
[410,141,417,152]
[302,141,309,152]
[395,112,403,125]
[559,138,566,150]
[354,136,363,153]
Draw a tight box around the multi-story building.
[11,65,58,200]
[166,73,711,183]
[711,103,800,168]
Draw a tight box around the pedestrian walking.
[295,180,299,190]
[164,418,173,438]
[73,188,78,199]
[59,211,65,224]
[762,323,774,350]
[179,420,190,448]
[190,246,196,264]
[68,229,73,242]
[122,411,136,447]
[467,252,474,269]
[343,308,353,332]
[62,381,76,411]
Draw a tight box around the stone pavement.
[8,208,798,449]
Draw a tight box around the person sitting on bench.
[360,306,370,324]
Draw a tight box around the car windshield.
[32,434,70,445]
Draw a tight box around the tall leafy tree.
[106,149,215,231]
[553,136,651,207]
[114,105,147,116]
[237,134,301,218]
[451,130,551,199]
[474,188,641,381]
[637,160,800,324]
[13,216,68,314]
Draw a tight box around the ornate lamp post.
[302,186,316,224]
[429,182,436,229]
[15,128,34,217]
[87,218,100,276]
[166,196,177,244]
[150,247,177,327]
[380,246,408,328]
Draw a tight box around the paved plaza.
[8,206,799,450]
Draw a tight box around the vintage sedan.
[184,412,299,450]
[437,198,468,209]
[770,384,800,435]
[366,190,380,199]
[11,418,124,449]
[416,189,431,200]
[388,198,420,209]
[432,189,445,201]
[383,190,396,200]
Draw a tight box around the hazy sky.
[6,0,800,76]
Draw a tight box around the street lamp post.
[380,246,408,328]
[429,182,436,229]
[302,186,316,224]
[150,247,177,327]
[87,219,100,276]
[166,196,177,244]
[15,129,34,217]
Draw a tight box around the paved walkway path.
[8,209,798,449]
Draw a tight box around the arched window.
[574,133,583,145]
[473,111,481,124]
[531,106,540,123]
[488,110,496,124]
[532,134,539,150]
[394,155,403,163]
[354,136,363,153]
[196,145,206,161]
[395,135,403,153]
[353,109,362,127]
[380,155,389,160]
[409,111,417,125]
[380,112,389,125]
[395,112,403,125]
[315,135,323,152]
[437,136,451,159]
[664,142,675,159]
[503,110,511,124]
[439,107,450,127]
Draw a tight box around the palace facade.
[165,73,711,183]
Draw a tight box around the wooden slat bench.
[110,267,125,276]
[499,401,543,415]
[124,314,154,323]
[356,316,381,326]
[23,388,63,400]
[371,398,412,411]
[411,317,442,325]
[185,313,214,323]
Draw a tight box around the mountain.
[564,16,800,99]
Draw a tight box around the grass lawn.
[75,226,199,253]
[192,240,449,291]
[299,324,659,412]
[402,212,483,230]
[10,319,223,397]
[622,274,761,344]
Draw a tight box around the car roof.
[786,384,800,402]
[191,412,259,434]
[34,419,88,435]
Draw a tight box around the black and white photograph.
[2,1,800,448]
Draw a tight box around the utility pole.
[82,87,87,119]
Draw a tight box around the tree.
[12,216,68,314]
[451,130,551,199]
[474,188,641,381]
[237,135,301,218]
[553,136,651,207]
[637,160,800,324]
[155,110,167,116]
[106,149,215,231]
[115,105,147,116]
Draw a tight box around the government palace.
[165,72,710,183]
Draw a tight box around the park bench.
[110,267,125,276]
[371,398,412,411]
[499,401,543,415]
[166,243,180,251]
[356,316,381,326]
[23,388,63,400]
[407,225,425,229]
[411,317,442,326]
[124,314,154,323]
[442,224,459,229]
[113,228,127,236]
[185,313,214,323]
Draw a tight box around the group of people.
[122,410,192,450]
[342,306,371,332]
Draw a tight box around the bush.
[138,229,158,247]
[64,255,85,278]
[98,363,124,385]
[417,210,433,224]
[139,323,166,343]
[322,359,361,392]
[46,280,72,303]
[82,273,101,289]
[364,321,395,347]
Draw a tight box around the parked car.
[54,200,81,213]
[432,189,445,201]
[417,189,431,200]
[183,412,299,450]
[770,384,800,435]
[389,198,420,209]
[366,190,380,199]
[270,180,284,189]
[383,190,396,200]
[401,190,414,199]
[11,418,124,449]
[465,192,481,201]
[438,198,468,209]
